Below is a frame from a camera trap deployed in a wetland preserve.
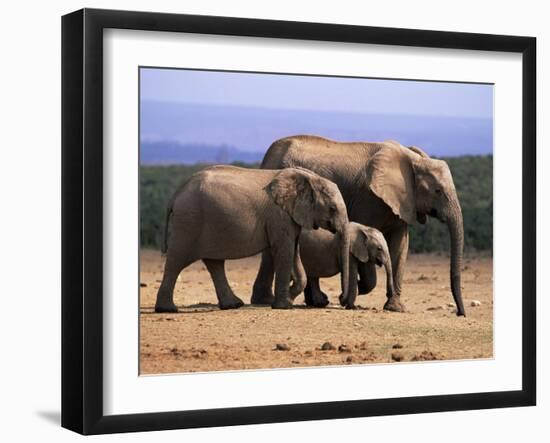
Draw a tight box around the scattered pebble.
[427,306,443,311]
[392,343,403,349]
[356,341,368,350]
[304,350,313,356]
[447,303,456,308]
[417,274,429,281]
[470,300,482,307]
[321,342,336,351]
[338,344,351,353]
[391,352,404,362]
[291,360,300,364]
[346,356,353,363]
[411,351,439,361]
[275,343,290,351]
[140,283,147,288]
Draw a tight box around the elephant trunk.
[448,198,466,316]
[339,223,351,302]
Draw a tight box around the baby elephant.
[299,222,395,309]
[155,165,351,312]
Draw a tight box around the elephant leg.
[357,261,377,295]
[271,242,295,309]
[155,253,193,313]
[304,278,330,308]
[339,258,359,309]
[289,243,307,300]
[251,250,275,305]
[383,225,408,313]
[203,259,244,310]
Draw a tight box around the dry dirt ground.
[140,250,493,374]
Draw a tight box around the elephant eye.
[435,188,442,195]
[377,246,383,251]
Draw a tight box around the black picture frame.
[61,8,536,435]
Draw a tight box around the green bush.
[140,156,492,253]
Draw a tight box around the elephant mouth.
[428,208,438,218]
[325,220,337,233]
[417,211,427,224]
[376,258,383,267]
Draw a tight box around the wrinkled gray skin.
[251,136,466,316]
[299,222,395,310]
[155,165,350,312]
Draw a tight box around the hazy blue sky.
[140,68,493,118]
[139,67,493,160]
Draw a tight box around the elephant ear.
[365,147,416,225]
[350,226,370,263]
[267,168,317,229]
[408,145,430,158]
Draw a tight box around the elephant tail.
[161,204,173,256]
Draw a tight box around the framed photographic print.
[61,8,536,435]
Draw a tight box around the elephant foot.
[271,297,293,309]
[251,286,275,305]
[338,293,346,307]
[154,301,178,313]
[219,295,245,310]
[338,294,356,310]
[383,296,406,313]
[305,286,329,308]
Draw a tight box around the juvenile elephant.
[299,222,394,310]
[155,165,351,312]
[252,135,466,316]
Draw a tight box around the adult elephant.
[251,135,466,316]
[155,165,351,312]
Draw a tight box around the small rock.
[346,356,353,363]
[353,322,361,327]
[417,274,429,281]
[140,282,147,288]
[411,351,439,361]
[304,350,313,356]
[321,342,336,351]
[391,352,404,362]
[470,300,482,307]
[275,343,290,351]
[392,343,403,349]
[427,305,443,311]
[357,341,368,350]
[338,344,351,353]
[291,360,300,364]
[447,303,456,308]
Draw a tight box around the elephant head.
[348,223,395,298]
[267,167,351,301]
[366,145,466,316]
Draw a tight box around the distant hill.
[140,101,493,163]
[140,141,263,165]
